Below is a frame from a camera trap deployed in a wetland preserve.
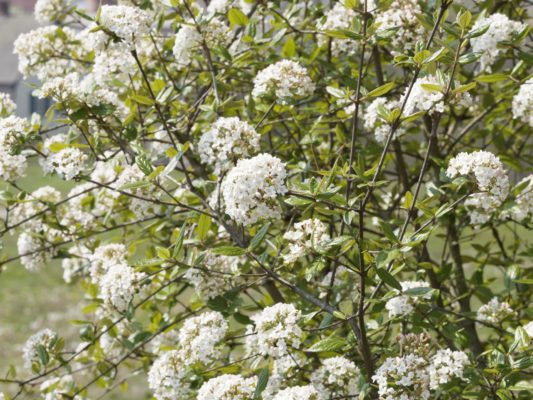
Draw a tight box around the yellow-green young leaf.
[403,191,413,209]
[156,246,170,260]
[401,110,425,123]
[475,74,508,83]
[281,36,296,58]
[212,246,247,256]
[196,214,211,240]
[423,47,448,64]
[413,50,431,64]
[456,9,472,29]
[307,337,347,353]
[228,8,248,27]
[420,83,443,92]
[453,82,476,94]
[367,82,395,98]
[131,94,154,106]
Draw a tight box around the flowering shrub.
[0,0,532,399]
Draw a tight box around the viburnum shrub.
[0,0,532,399]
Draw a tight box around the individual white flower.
[184,251,242,300]
[0,92,16,117]
[245,303,302,358]
[14,26,78,80]
[252,60,315,102]
[47,147,87,180]
[148,350,191,400]
[89,243,128,283]
[374,0,425,53]
[317,3,357,57]
[22,329,58,371]
[372,354,431,400]
[34,0,71,24]
[282,218,330,264]
[17,231,56,272]
[512,79,533,128]
[402,75,473,116]
[470,13,526,71]
[385,281,432,318]
[221,153,287,225]
[198,117,261,174]
[61,244,91,283]
[477,297,514,324]
[272,385,319,400]
[197,374,257,400]
[428,349,468,389]
[177,311,228,364]
[99,5,151,46]
[99,263,145,312]
[310,356,360,400]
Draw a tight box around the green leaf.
[253,367,269,399]
[420,83,443,92]
[131,94,154,106]
[475,74,508,83]
[228,8,248,27]
[403,287,434,297]
[413,50,431,65]
[376,268,402,291]
[196,214,211,241]
[211,246,247,256]
[453,82,476,94]
[379,221,398,243]
[403,191,413,209]
[367,82,395,98]
[249,223,270,250]
[281,36,296,58]
[36,345,50,366]
[307,337,347,353]
[465,23,490,39]
[456,9,472,29]
[423,47,448,64]
[458,52,481,64]
[512,356,533,369]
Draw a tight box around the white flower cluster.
[173,19,230,67]
[385,281,432,318]
[17,231,56,272]
[0,115,29,181]
[245,303,302,358]
[221,153,287,225]
[47,147,87,180]
[252,60,315,102]
[310,356,360,400]
[198,117,261,174]
[10,185,61,230]
[14,26,78,80]
[0,92,16,117]
[184,251,242,300]
[61,244,91,283]
[263,354,305,399]
[148,350,191,400]
[89,243,127,283]
[99,5,152,46]
[39,375,75,400]
[447,151,509,225]
[22,329,58,371]
[477,297,514,324]
[115,164,160,217]
[317,3,357,57]
[361,97,403,144]
[373,348,469,399]
[428,349,469,390]
[206,0,252,16]
[99,263,146,312]
[34,0,70,24]
[524,321,533,338]
[148,312,229,399]
[282,218,330,264]
[178,311,228,364]
[197,374,257,400]
[374,0,425,53]
[512,79,533,128]
[509,175,533,222]
[272,385,319,400]
[470,13,526,71]
[402,75,472,116]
